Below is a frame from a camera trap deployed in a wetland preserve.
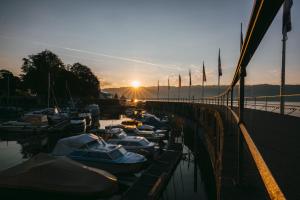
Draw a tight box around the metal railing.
[141,93,300,117]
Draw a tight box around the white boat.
[0,113,49,133]
[78,113,92,128]
[68,117,86,134]
[124,127,165,142]
[138,124,155,131]
[85,104,100,128]
[52,134,147,174]
[107,130,157,155]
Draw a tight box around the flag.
[282,0,293,35]
[189,69,192,86]
[202,61,206,82]
[218,48,222,76]
[179,74,181,88]
[240,22,244,51]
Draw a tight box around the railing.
[144,0,288,199]
[141,93,300,117]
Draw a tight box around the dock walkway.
[122,143,182,200]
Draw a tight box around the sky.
[0,0,299,88]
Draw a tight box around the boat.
[52,134,147,174]
[105,124,125,130]
[135,113,170,130]
[121,119,142,127]
[85,104,100,128]
[0,113,49,133]
[78,112,92,129]
[0,153,118,196]
[138,124,155,131]
[68,117,86,134]
[107,129,157,156]
[29,107,70,131]
[124,108,134,116]
[123,127,165,142]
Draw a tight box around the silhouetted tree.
[114,93,119,99]
[21,50,65,98]
[17,50,100,102]
[0,69,21,96]
[70,63,99,98]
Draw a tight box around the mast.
[7,75,10,102]
[47,72,50,108]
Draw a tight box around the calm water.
[0,114,209,199]
[160,146,208,200]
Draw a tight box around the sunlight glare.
[131,80,140,88]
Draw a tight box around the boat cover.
[0,153,117,195]
[52,134,98,155]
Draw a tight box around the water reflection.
[160,146,208,200]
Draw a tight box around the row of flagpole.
[155,0,292,115]
[156,48,223,101]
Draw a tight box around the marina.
[0,0,299,199]
[0,108,209,200]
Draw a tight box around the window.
[140,139,150,146]
[109,149,123,160]
[95,152,111,160]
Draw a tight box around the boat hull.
[73,159,146,174]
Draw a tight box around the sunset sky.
[0,0,299,88]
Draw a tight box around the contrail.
[62,47,180,70]
[0,34,184,71]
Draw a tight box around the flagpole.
[202,77,204,102]
[168,78,170,102]
[157,80,159,100]
[202,61,205,103]
[218,76,220,95]
[189,72,191,101]
[280,0,293,115]
[178,75,181,101]
[240,22,243,52]
[280,33,287,115]
[218,48,221,96]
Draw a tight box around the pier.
[123,143,182,200]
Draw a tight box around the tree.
[0,69,21,96]
[70,63,99,98]
[114,93,119,99]
[21,50,65,97]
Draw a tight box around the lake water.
[0,114,209,200]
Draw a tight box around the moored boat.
[0,153,118,196]
[107,130,157,156]
[52,134,147,174]
[0,113,49,133]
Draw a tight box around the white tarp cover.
[0,153,117,195]
[52,134,99,156]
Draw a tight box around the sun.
[131,80,140,88]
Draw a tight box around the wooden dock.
[122,143,182,200]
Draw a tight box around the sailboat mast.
[47,72,50,108]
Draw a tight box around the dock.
[122,143,182,200]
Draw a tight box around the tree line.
[0,50,100,100]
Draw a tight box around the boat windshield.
[84,139,106,149]
[140,139,150,146]
[118,132,127,139]
[109,147,126,160]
